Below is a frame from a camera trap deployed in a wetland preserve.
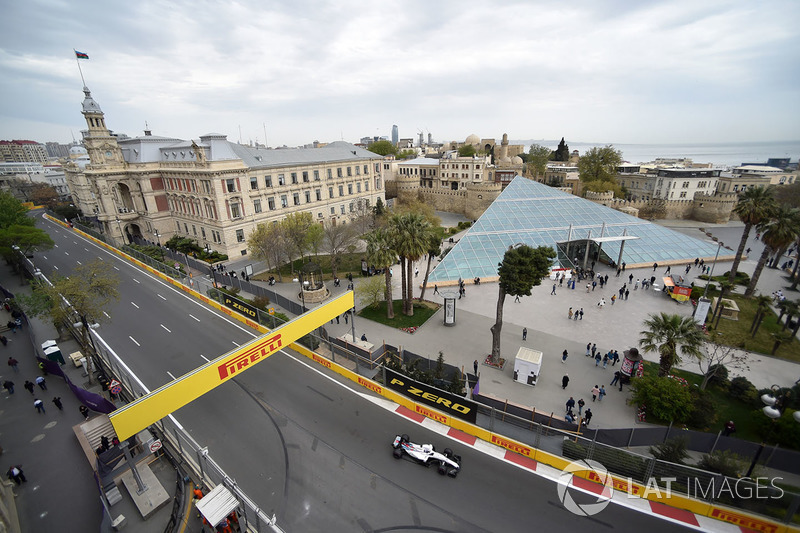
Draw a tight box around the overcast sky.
[1,0,798,148]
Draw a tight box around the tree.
[526,144,552,179]
[350,198,375,235]
[306,222,324,259]
[0,225,55,264]
[458,145,476,157]
[490,245,556,364]
[367,140,397,156]
[630,375,693,422]
[418,230,442,301]
[696,333,750,390]
[373,198,386,219]
[355,276,385,309]
[282,211,316,269]
[20,258,120,350]
[778,300,800,332]
[365,228,397,319]
[0,191,34,229]
[728,187,776,284]
[397,149,416,159]
[30,184,59,208]
[750,294,773,337]
[639,313,705,377]
[248,222,291,281]
[322,222,358,279]
[578,146,622,186]
[745,206,800,297]
[552,137,570,162]
[392,212,432,316]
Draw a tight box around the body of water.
[515,140,800,168]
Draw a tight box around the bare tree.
[322,222,358,279]
[247,223,291,281]
[696,333,750,390]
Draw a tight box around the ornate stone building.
[64,87,385,257]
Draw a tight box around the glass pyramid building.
[428,176,731,284]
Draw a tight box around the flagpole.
[73,49,86,86]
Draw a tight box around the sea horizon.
[512,139,800,168]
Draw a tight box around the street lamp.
[115,218,126,246]
[153,230,161,247]
[746,384,797,476]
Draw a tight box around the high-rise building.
[0,140,49,163]
[391,125,398,145]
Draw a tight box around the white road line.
[43,255,47,260]
[189,314,200,322]
[103,311,111,319]
[161,324,171,333]
[232,341,240,347]
[54,244,59,248]
[84,248,89,252]
[113,266,120,271]
[131,302,139,309]
[76,260,82,265]
[64,251,69,256]
[129,336,140,346]
[158,294,167,300]
[200,354,210,362]
[73,241,78,245]
[133,278,140,284]
[53,265,59,270]
[167,371,176,380]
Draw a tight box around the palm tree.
[393,212,431,316]
[711,280,733,330]
[728,187,776,285]
[779,300,799,331]
[387,214,408,315]
[418,231,442,301]
[745,206,800,297]
[750,294,773,337]
[365,228,397,319]
[639,313,705,377]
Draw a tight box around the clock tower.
[80,86,124,167]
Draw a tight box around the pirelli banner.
[385,368,477,424]
[109,292,355,441]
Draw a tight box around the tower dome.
[465,134,480,145]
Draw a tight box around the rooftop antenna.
[263,123,268,149]
[238,125,242,144]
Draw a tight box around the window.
[698,181,707,188]
[315,189,322,201]
[250,177,258,190]
[184,223,189,233]
[355,166,360,175]
[327,168,332,179]
[338,185,344,196]
[347,166,352,177]
[231,203,241,218]
[268,197,275,210]
[340,205,345,214]
[337,167,343,178]
[265,175,272,187]
[347,184,353,194]
[304,191,311,203]
[328,186,334,198]
[330,207,335,215]
[236,229,244,242]
[349,202,354,212]
[679,191,687,198]
[314,170,320,181]
[253,199,262,213]
[280,195,288,208]
[376,178,381,189]
[365,181,369,191]
[226,179,236,193]
[365,165,370,174]
[356,183,362,193]
[201,227,206,239]
[192,224,197,235]
[293,193,300,205]
[291,172,298,184]
[302,171,309,182]
[278,174,285,186]
[682,181,690,188]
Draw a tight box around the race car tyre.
[443,448,453,458]
[438,462,447,475]
[448,468,458,478]
[393,447,403,459]
[401,434,409,444]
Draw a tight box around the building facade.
[64,87,385,257]
[0,140,49,163]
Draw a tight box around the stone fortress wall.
[584,190,738,224]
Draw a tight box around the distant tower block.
[428,132,432,145]
[418,131,423,146]
[392,125,398,145]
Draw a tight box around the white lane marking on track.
[158,294,167,300]
[103,311,111,319]
[113,266,120,270]
[84,248,89,252]
[76,260,82,265]
[43,255,48,260]
[161,324,171,333]
[167,371,176,380]
[53,265,59,270]
[133,278,140,284]
[131,302,139,309]
[200,354,210,362]
[64,251,69,256]
[189,314,200,322]
[129,336,140,346]
[232,341,240,347]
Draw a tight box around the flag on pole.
[75,51,89,60]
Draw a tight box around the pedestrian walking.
[0,335,7,346]
[3,380,14,394]
[23,380,34,395]
[591,385,600,401]
[616,267,621,277]
[621,262,626,271]
[562,349,568,363]
[613,350,619,365]
[562,373,569,389]
[634,279,639,290]
[7,357,19,372]
[35,376,46,390]
[566,397,575,412]
[598,386,606,401]
[592,281,597,291]
[628,273,633,284]
[577,398,585,415]
[585,343,591,357]
[335,315,340,324]
[522,328,527,341]
[6,466,26,485]
[52,396,63,410]
[573,308,579,321]
[583,408,593,426]
[611,370,621,386]
[653,262,658,271]
[579,308,584,320]
[611,294,616,305]
[79,405,90,419]
[514,294,520,303]
[665,266,671,275]
[34,398,45,413]
[344,313,348,324]
[568,307,573,319]
[551,284,557,295]
[414,267,419,278]
[38,361,47,375]
[597,298,605,309]
[602,353,609,369]
[625,289,630,300]
[433,284,439,295]
[473,359,478,375]
[594,352,601,366]
[746,247,751,255]
[591,343,597,357]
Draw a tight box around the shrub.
[697,450,747,478]
[631,375,693,423]
[649,437,689,464]
[706,364,729,389]
[729,376,757,401]
[251,295,270,311]
[686,388,718,430]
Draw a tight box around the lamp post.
[746,384,798,476]
[153,230,161,247]
[694,241,721,325]
[115,218,125,246]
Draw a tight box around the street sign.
[268,308,275,315]
[149,439,162,453]
[109,379,122,395]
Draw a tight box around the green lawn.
[358,299,440,331]
[252,252,382,282]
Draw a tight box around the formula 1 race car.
[392,434,461,477]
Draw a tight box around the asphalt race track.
[31,215,691,532]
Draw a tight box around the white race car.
[392,434,461,477]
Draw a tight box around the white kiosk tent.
[196,485,239,528]
[513,347,542,386]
